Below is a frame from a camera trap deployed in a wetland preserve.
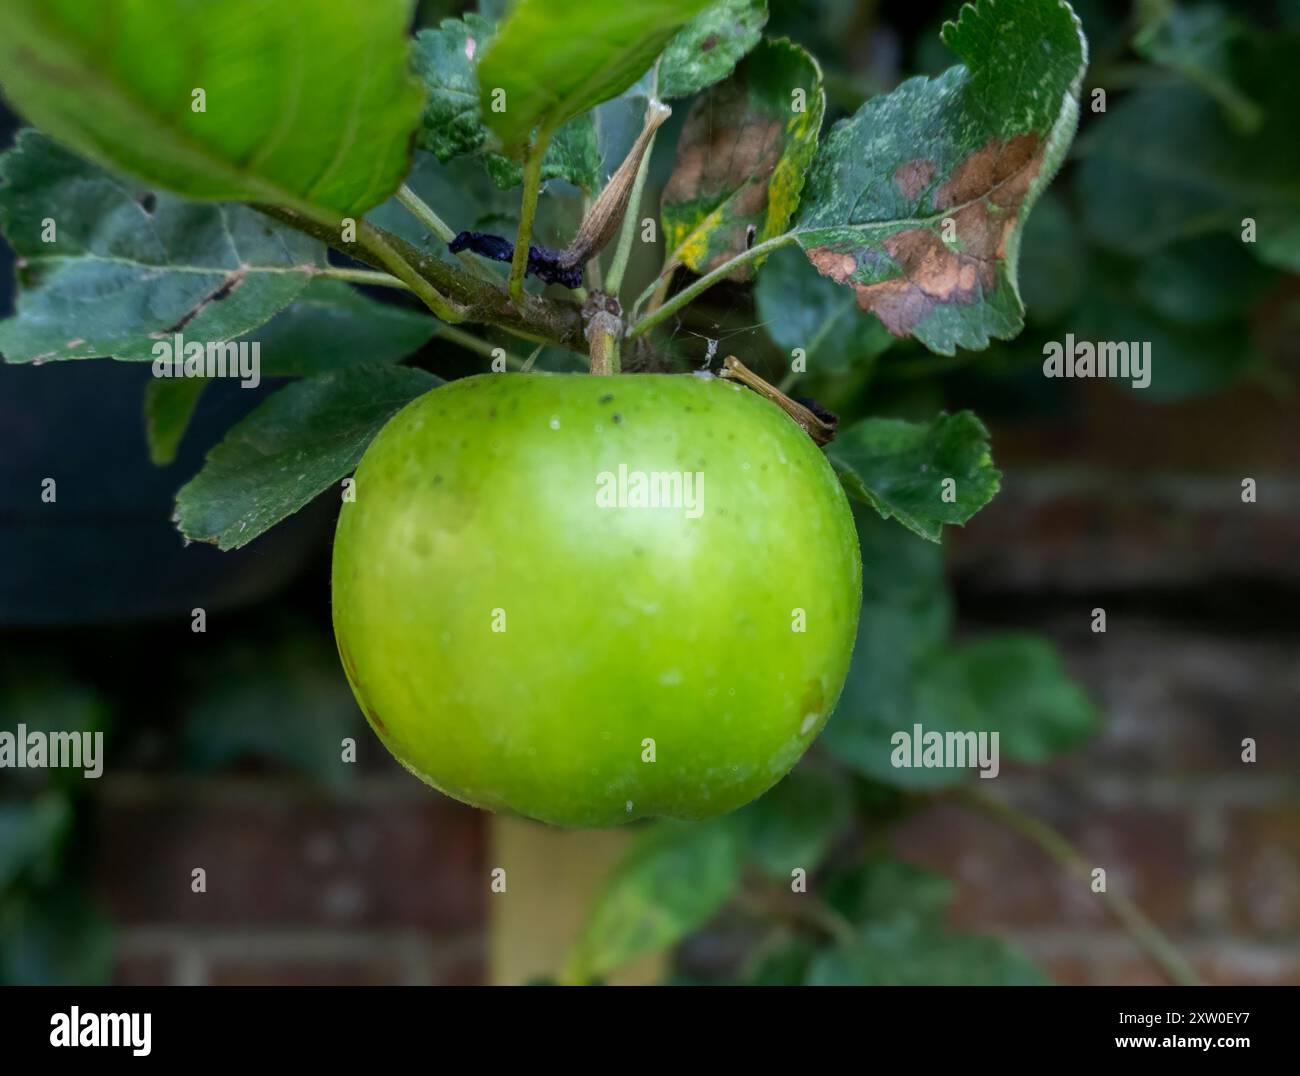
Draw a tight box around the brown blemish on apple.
[339,638,387,733]
[808,133,1045,336]
[799,680,824,735]
[363,704,388,735]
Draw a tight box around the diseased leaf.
[658,0,769,100]
[412,14,499,163]
[483,117,602,193]
[252,279,436,378]
[174,365,439,551]
[144,377,207,466]
[662,38,823,278]
[755,244,893,374]
[0,131,324,364]
[565,817,743,983]
[791,0,1088,354]
[413,15,602,192]
[478,0,713,154]
[828,411,1001,543]
[739,768,852,881]
[0,0,423,222]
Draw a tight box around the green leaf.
[483,117,602,193]
[808,919,1049,985]
[1076,28,1300,267]
[566,817,743,982]
[810,859,1048,985]
[182,621,361,790]
[0,0,423,222]
[755,244,893,374]
[658,0,769,100]
[174,365,439,551]
[253,279,436,378]
[821,510,952,779]
[413,15,603,192]
[478,0,713,154]
[791,0,1088,354]
[412,14,499,163]
[0,795,72,892]
[144,378,207,466]
[828,411,1001,543]
[914,634,1100,770]
[1073,293,1255,401]
[738,768,851,881]
[0,889,114,986]
[1133,236,1271,327]
[829,619,1098,788]
[824,508,1097,787]
[1134,2,1262,132]
[824,858,954,925]
[0,659,110,793]
[0,131,324,364]
[745,938,816,985]
[1018,190,1088,325]
[662,38,824,277]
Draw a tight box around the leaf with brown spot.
[658,0,769,100]
[788,0,1088,355]
[661,37,824,278]
[0,131,324,363]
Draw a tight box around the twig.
[315,267,407,289]
[397,183,497,281]
[253,205,587,350]
[949,786,1202,986]
[358,222,466,324]
[626,233,797,342]
[509,129,552,301]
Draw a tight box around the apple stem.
[719,356,837,445]
[583,292,623,375]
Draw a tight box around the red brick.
[112,952,177,986]
[891,799,1194,931]
[967,622,1300,777]
[207,956,410,986]
[1224,807,1300,935]
[94,785,486,931]
[1194,946,1300,986]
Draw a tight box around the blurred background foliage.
[2,0,1297,984]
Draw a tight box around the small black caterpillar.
[449,231,584,290]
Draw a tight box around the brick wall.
[99,777,486,986]
[892,377,1300,985]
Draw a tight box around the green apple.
[332,373,861,827]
